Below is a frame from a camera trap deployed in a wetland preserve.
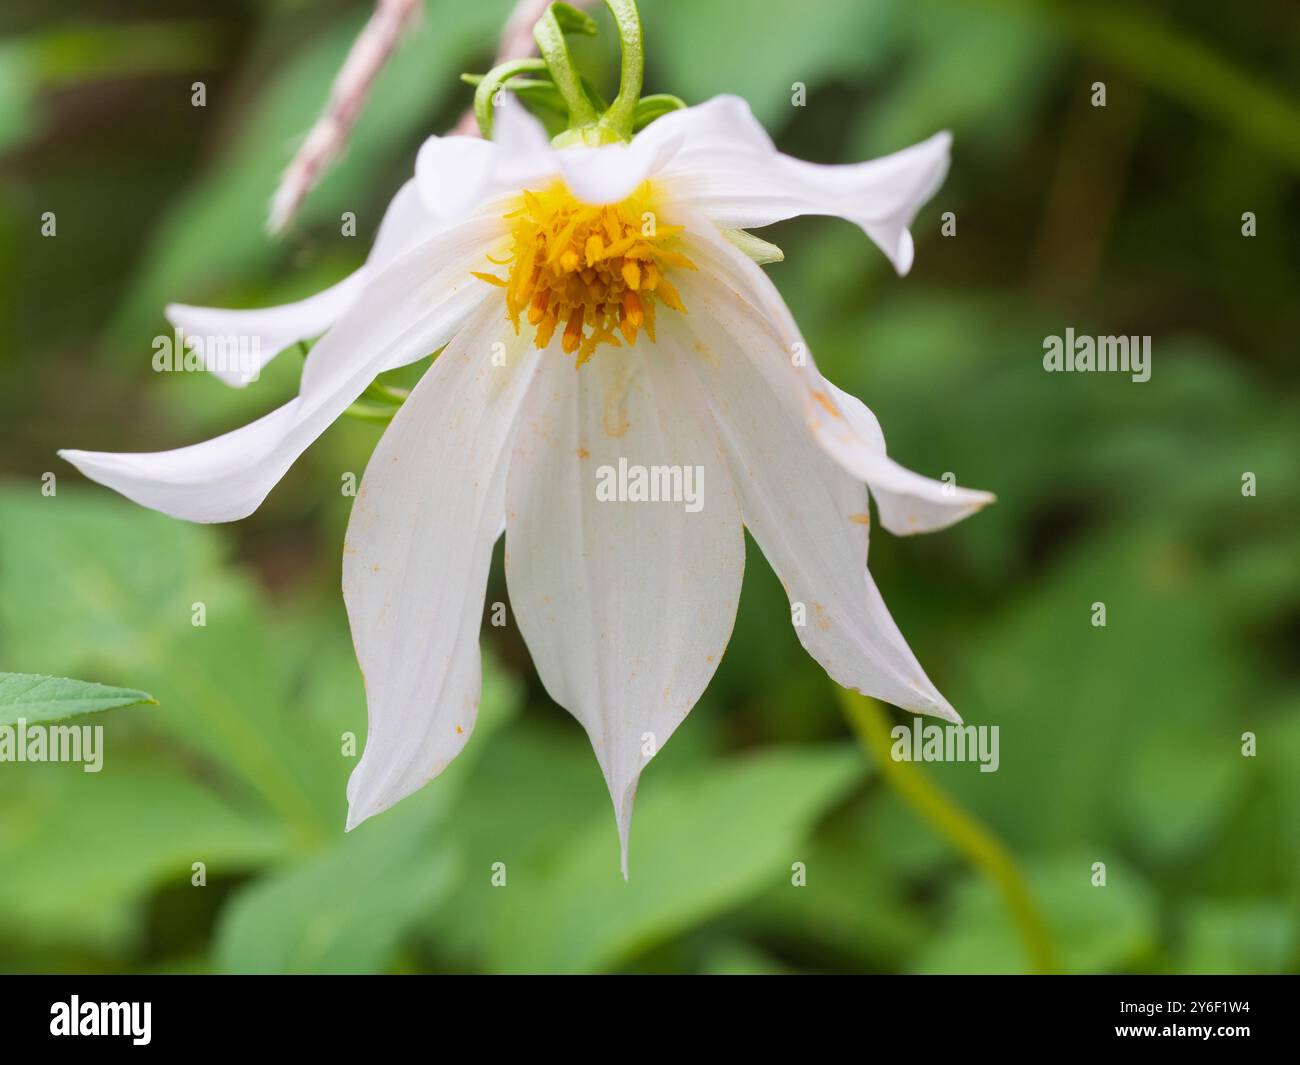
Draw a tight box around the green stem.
[343,402,399,424]
[533,5,599,129]
[474,58,550,138]
[838,689,1061,974]
[598,0,644,138]
[360,380,410,405]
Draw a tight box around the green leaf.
[0,488,339,838]
[699,940,792,975]
[214,798,459,975]
[483,745,865,973]
[0,673,154,726]
[213,659,522,974]
[1116,732,1247,862]
[744,796,936,968]
[0,763,290,951]
[1177,901,1297,975]
[0,488,224,673]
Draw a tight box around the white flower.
[60,94,993,874]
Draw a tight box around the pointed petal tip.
[891,235,915,276]
[933,699,963,725]
[879,488,998,538]
[57,448,106,480]
[887,676,961,725]
[922,683,961,724]
[343,793,366,833]
[344,785,385,833]
[611,776,639,881]
[344,761,389,833]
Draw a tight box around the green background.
[1,0,1297,974]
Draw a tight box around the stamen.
[562,305,585,354]
[473,180,689,365]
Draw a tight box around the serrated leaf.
[0,673,154,726]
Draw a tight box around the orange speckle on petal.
[811,391,842,419]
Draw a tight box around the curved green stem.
[533,5,599,129]
[474,58,550,137]
[838,689,1061,974]
[633,93,686,132]
[598,0,644,138]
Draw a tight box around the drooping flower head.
[60,0,993,875]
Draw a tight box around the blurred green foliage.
[0,0,1297,973]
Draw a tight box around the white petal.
[492,93,556,160]
[824,380,994,535]
[415,105,556,221]
[167,283,357,388]
[504,339,744,876]
[553,133,684,207]
[344,308,543,829]
[415,135,503,221]
[416,97,688,223]
[167,179,436,387]
[678,217,994,528]
[673,289,958,722]
[60,215,503,523]
[656,95,950,274]
[494,96,686,205]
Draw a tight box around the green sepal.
[473,57,549,137]
[723,228,785,265]
[632,93,686,132]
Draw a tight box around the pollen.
[476,181,695,367]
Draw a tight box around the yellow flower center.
[474,181,694,366]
